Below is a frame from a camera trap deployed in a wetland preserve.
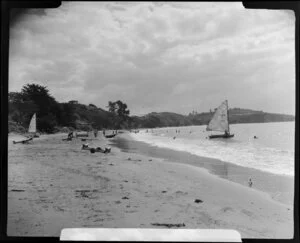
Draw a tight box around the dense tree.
[20,84,60,132]
[56,103,76,128]
[107,100,130,129]
[21,83,57,116]
[8,84,59,132]
[8,92,23,103]
[8,91,38,127]
[88,103,97,108]
[8,83,295,134]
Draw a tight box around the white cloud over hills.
[9,2,295,115]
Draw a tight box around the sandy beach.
[7,132,293,238]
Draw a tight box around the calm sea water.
[129,122,295,176]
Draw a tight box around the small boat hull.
[105,134,116,138]
[209,134,234,139]
[76,133,89,138]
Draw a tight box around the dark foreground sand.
[7,132,294,238]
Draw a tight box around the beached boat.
[206,100,234,139]
[13,113,39,144]
[103,129,117,138]
[105,133,117,138]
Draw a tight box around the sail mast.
[226,100,230,134]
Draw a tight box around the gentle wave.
[129,124,294,176]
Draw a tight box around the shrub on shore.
[8,121,26,133]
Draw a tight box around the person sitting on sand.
[248,178,253,188]
[68,132,73,139]
[82,143,111,153]
[81,143,90,150]
[95,147,111,153]
[90,147,111,154]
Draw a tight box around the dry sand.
[7,132,293,238]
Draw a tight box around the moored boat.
[206,100,234,139]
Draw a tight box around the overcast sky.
[9,2,295,116]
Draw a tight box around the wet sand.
[7,132,293,238]
[111,134,294,205]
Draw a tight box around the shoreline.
[7,132,293,238]
[112,133,294,206]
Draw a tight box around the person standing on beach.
[248,178,253,188]
[67,131,73,140]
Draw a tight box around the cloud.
[9,2,295,115]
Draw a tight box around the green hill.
[8,84,294,133]
[9,100,295,133]
[130,112,193,128]
[186,108,294,126]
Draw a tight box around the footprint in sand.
[176,190,188,195]
[93,218,104,222]
[241,209,253,217]
[221,206,234,213]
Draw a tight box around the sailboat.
[13,113,39,144]
[27,113,39,138]
[27,113,38,137]
[206,100,234,139]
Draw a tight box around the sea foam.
[129,123,294,176]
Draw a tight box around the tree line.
[8,83,294,134]
[8,83,130,133]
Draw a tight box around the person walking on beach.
[248,178,253,188]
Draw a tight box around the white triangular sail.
[206,100,229,133]
[28,113,36,133]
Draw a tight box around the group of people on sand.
[63,130,112,154]
[130,129,140,133]
[81,143,111,154]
